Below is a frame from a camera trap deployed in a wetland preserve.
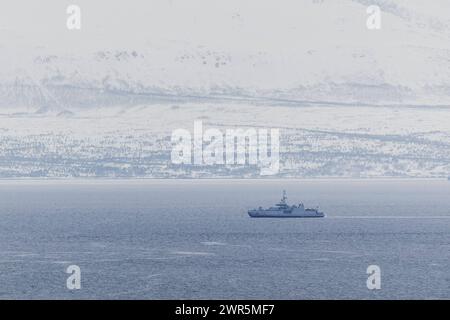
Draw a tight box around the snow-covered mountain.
[1,0,450,178]
[1,0,450,112]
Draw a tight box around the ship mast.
[281,190,287,204]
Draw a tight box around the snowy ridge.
[1,0,450,110]
[0,0,450,178]
[1,103,449,178]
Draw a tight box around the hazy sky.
[0,0,449,54]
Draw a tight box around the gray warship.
[248,191,325,218]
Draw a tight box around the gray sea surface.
[0,179,449,299]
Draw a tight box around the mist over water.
[0,179,448,299]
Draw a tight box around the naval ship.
[248,191,325,218]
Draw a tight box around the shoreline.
[0,177,447,185]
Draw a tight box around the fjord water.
[0,180,448,299]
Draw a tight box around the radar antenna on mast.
[281,190,287,204]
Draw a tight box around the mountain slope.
[1,0,450,111]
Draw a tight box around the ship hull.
[248,210,325,218]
